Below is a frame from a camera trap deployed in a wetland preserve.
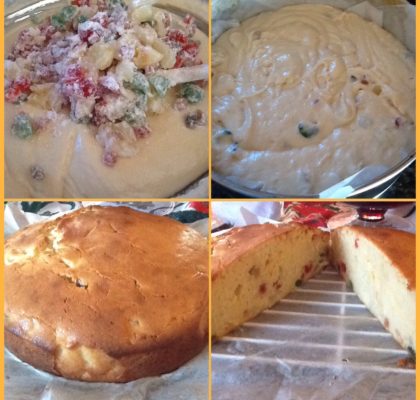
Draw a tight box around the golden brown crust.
[5,206,208,382]
[333,225,415,290]
[211,223,329,280]
[6,330,57,374]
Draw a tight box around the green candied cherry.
[61,5,78,20]
[124,105,147,127]
[51,14,66,30]
[51,6,78,30]
[148,75,171,98]
[31,165,45,181]
[12,113,34,139]
[135,93,148,110]
[298,122,319,138]
[30,13,43,25]
[107,0,127,9]
[215,128,233,145]
[124,72,150,96]
[180,83,204,104]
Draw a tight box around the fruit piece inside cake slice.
[211,223,330,338]
[331,225,415,352]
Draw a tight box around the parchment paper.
[4,202,209,400]
[212,0,415,53]
[211,201,416,232]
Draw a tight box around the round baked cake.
[5,206,208,382]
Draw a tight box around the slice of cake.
[331,226,415,352]
[211,223,330,338]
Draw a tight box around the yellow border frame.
[1,0,5,397]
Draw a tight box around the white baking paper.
[212,0,415,53]
[210,201,416,400]
[211,202,282,227]
[211,201,416,233]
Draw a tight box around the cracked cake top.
[5,205,208,381]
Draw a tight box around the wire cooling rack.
[212,268,415,400]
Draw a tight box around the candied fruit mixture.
[6,0,207,166]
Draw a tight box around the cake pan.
[212,155,415,198]
[211,0,415,199]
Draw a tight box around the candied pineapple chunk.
[153,39,176,69]
[131,5,153,23]
[134,24,158,45]
[87,42,116,70]
[133,45,163,68]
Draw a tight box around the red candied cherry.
[183,14,195,26]
[183,42,199,56]
[174,41,200,67]
[174,54,185,68]
[133,126,152,139]
[98,75,120,94]
[259,283,267,294]
[103,151,117,167]
[188,202,209,213]
[62,64,96,98]
[92,101,109,126]
[92,13,110,28]
[39,23,57,41]
[304,263,313,274]
[167,29,189,47]
[78,21,105,44]
[395,117,403,128]
[71,0,91,5]
[183,14,197,36]
[79,27,94,43]
[5,77,32,103]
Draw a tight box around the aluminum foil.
[5,202,209,400]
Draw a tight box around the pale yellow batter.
[5,7,208,198]
[212,4,415,195]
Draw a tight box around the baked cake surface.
[5,206,208,382]
[331,225,415,352]
[211,223,329,338]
